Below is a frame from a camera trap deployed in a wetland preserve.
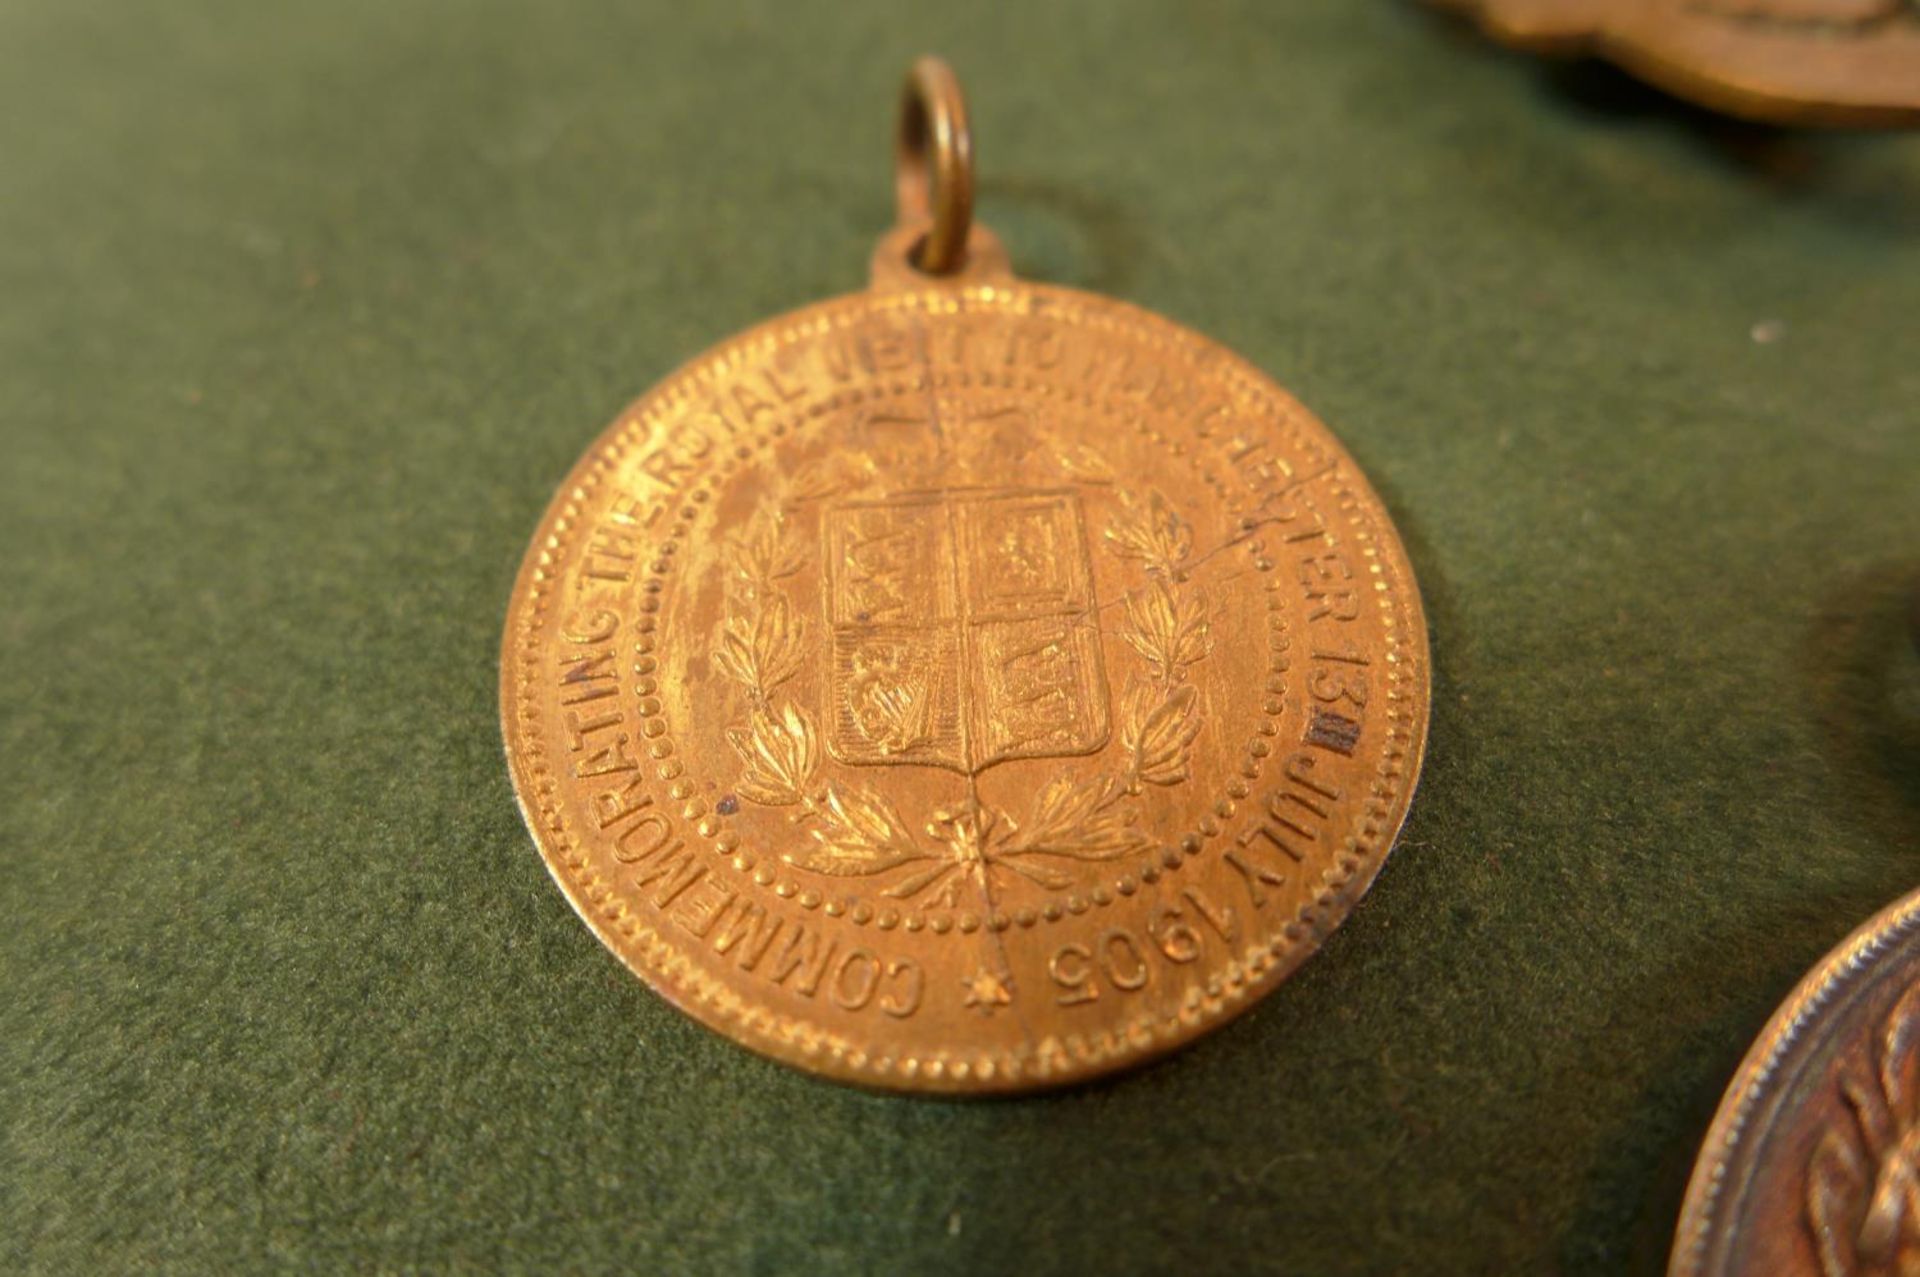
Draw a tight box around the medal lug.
[868,220,1013,292]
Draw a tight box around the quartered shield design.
[822,487,1109,774]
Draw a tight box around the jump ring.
[895,56,974,276]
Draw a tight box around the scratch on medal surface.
[1089,462,1340,623]
[912,302,1041,1068]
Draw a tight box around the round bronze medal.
[1672,888,1920,1276]
[1430,0,1920,128]
[500,59,1431,1092]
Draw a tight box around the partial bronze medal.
[1432,0,1920,127]
[1672,888,1920,1275]
[500,59,1431,1092]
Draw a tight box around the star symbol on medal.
[961,968,1012,1015]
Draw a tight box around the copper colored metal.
[1432,0,1920,127]
[895,56,974,276]
[500,57,1432,1093]
[1672,887,1920,1276]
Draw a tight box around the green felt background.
[4,1,1919,1272]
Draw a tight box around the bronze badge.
[499,58,1432,1092]
[1432,0,1920,127]
[1673,888,1920,1275]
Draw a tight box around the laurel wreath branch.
[714,453,1210,904]
[981,487,1211,891]
[712,495,956,898]
[1807,981,1920,1277]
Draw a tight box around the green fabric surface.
[4,1,1919,1272]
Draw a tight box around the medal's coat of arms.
[822,487,1109,774]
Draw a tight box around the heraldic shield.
[823,487,1110,774]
